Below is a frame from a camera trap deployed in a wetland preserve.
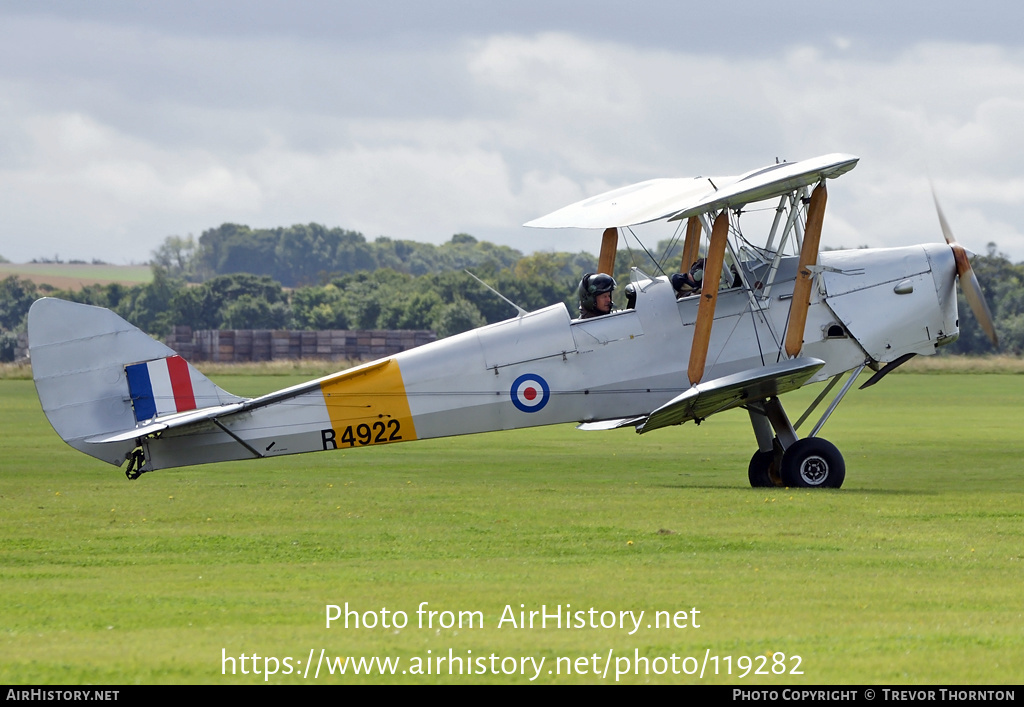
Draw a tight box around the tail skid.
[28,298,242,469]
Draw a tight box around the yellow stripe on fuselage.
[319,358,417,449]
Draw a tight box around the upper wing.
[523,176,731,229]
[668,153,858,221]
[577,357,825,433]
[524,153,858,230]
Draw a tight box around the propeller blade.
[956,245,999,348]
[932,187,999,348]
[932,187,957,245]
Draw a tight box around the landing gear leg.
[747,407,784,487]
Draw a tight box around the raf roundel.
[510,373,551,413]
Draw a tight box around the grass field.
[1,373,1021,684]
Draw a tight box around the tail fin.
[27,298,241,467]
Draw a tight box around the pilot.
[624,283,637,309]
[577,272,616,319]
[671,258,705,297]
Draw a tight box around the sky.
[2,0,1023,265]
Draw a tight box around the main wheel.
[748,444,783,488]
[748,450,775,487]
[779,438,845,489]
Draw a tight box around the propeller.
[932,188,999,348]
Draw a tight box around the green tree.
[291,284,348,329]
[0,276,38,331]
[166,273,288,331]
[108,267,181,335]
[151,235,197,278]
[432,297,486,338]
[275,224,340,287]
[0,330,17,362]
[332,270,414,329]
[221,295,291,329]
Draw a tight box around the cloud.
[0,11,1022,264]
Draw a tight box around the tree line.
[152,224,528,287]
[1,225,1021,361]
[0,228,604,361]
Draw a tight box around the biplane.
[27,153,997,488]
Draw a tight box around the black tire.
[748,449,776,487]
[779,438,845,488]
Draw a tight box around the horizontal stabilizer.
[638,357,826,434]
[576,416,646,431]
[86,402,246,444]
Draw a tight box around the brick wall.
[164,327,436,362]
[14,328,434,364]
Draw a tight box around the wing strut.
[806,363,865,438]
[599,227,618,275]
[784,181,827,357]
[680,216,701,272]
[687,210,729,385]
[793,372,844,430]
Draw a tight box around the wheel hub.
[799,455,829,485]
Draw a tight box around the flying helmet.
[578,272,616,312]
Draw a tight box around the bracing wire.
[624,226,669,278]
